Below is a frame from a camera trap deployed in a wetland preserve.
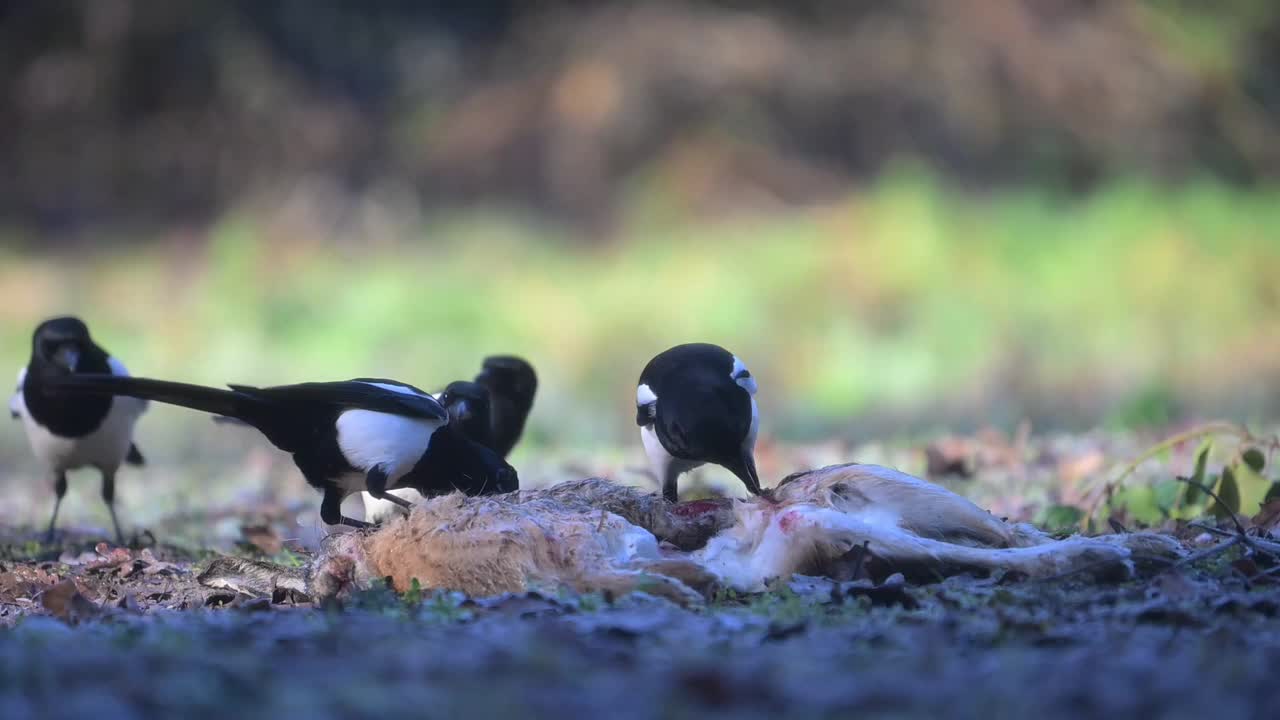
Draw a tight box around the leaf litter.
[1,429,1279,718]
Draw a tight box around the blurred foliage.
[2,173,1278,447]
[1,0,1279,232]
[1078,423,1280,530]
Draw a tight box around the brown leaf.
[1251,500,1280,537]
[1057,450,1105,486]
[240,524,284,555]
[39,579,100,624]
[924,437,973,478]
[137,549,181,576]
[86,544,134,572]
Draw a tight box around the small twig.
[1255,564,1280,580]
[1189,522,1280,558]
[1187,522,1233,539]
[1174,476,1253,548]
[1163,536,1242,573]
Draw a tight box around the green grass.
[2,173,1278,448]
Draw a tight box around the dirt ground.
[2,431,1280,718]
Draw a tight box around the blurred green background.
[2,1,1280,523]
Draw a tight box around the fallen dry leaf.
[1251,500,1280,537]
[138,549,182,576]
[924,436,974,478]
[241,524,284,555]
[86,543,134,573]
[39,579,100,624]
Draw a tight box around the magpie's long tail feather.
[46,374,253,422]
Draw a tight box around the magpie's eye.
[735,369,751,380]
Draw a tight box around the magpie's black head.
[475,355,537,458]
[413,424,519,497]
[438,380,493,448]
[636,342,757,427]
[31,316,99,374]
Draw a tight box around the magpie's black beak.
[37,336,85,373]
[724,450,763,497]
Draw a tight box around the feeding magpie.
[44,373,519,528]
[361,355,538,522]
[636,342,762,503]
[9,317,148,544]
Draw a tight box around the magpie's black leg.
[365,467,413,510]
[662,468,680,504]
[321,485,371,529]
[45,472,68,543]
[101,469,125,546]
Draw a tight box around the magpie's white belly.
[20,395,146,473]
[335,409,443,485]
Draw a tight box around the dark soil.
[2,523,1279,719]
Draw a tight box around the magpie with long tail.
[9,317,148,544]
[44,373,518,528]
[636,342,762,503]
[361,355,538,523]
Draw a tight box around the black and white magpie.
[636,342,761,502]
[9,316,148,543]
[362,355,538,523]
[45,373,519,528]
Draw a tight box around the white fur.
[693,503,795,590]
[18,357,147,474]
[334,410,444,496]
[695,501,1135,592]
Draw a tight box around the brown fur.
[201,465,1187,605]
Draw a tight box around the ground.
[2,430,1279,718]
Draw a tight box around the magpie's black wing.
[654,377,752,464]
[228,379,448,421]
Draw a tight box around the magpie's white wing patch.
[336,409,445,483]
[359,380,429,397]
[107,356,149,413]
[107,357,130,376]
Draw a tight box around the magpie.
[437,380,494,447]
[636,342,762,503]
[361,356,538,523]
[45,373,519,528]
[9,317,148,544]
[474,355,538,458]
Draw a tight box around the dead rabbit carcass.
[200,464,1184,605]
